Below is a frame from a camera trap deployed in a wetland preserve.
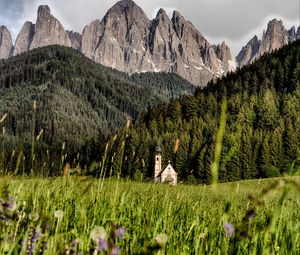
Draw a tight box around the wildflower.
[26,227,40,255]
[7,197,17,212]
[111,245,121,255]
[154,233,168,246]
[64,239,79,255]
[198,233,205,239]
[247,209,255,220]
[224,223,235,237]
[29,212,39,222]
[90,226,107,242]
[115,227,126,239]
[54,210,64,219]
[96,239,109,252]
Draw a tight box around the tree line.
[103,41,300,183]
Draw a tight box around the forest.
[0,45,194,175]
[104,41,300,183]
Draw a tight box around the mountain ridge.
[0,1,299,86]
[236,19,300,67]
[1,1,235,87]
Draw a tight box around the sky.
[0,0,299,56]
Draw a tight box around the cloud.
[0,0,299,55]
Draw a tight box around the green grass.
[0,176,299,254]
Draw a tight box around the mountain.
[0,26,13,59]
[0,45,194,173]
[82,0,235,87]
[3,2,299,86]
[67,30,82,51]
[2,1,235,87]
[107,41,300,182]
[13,21,35,56]
[12,5,72,56]
[236,19,299,67]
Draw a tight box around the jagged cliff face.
[236,19,299,67]
[236,36,260,67]
[4,1,300,86]
[0,26,13,59]
[30,5,71,50]
[13,21,35,56]
[82,0,235,86]
[6,1,235,86]
[67,31,82,51]
[13,5,72,57]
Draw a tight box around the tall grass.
[0,176,299,254]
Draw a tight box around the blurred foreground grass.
[0,176,299,254]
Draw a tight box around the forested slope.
[107,41,300,182]
[0,45,194,174]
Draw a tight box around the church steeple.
[154,146,162,182]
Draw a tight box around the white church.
[154,146,178,185]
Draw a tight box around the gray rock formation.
[260,19,288,53]
[288,26,296,43]
[67,30,82,51]
[81,19,103,60]
[13,21,35,56]
[297,27,300,40]
[10,1,236,86]
[0,26,13,59]
[92,0,151,71]
[236,35,260,67]
[236,19,299,67]
[82,0,235,86]
[29,5,71,50]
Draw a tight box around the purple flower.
[111,245,121,255]
[247,209,255,220]
[224,223,235,237]
[115,227,126,239]
[26,227,40,254]
[96,239,108,252]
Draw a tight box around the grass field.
[0,176,299,254]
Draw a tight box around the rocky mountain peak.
[29,5,71,50]
[67,30,82,51]
[13,21,35,56]
[172,11,188,39]
[153,8,171,27]
[236,35,260,67]
[37,5,51,17]
[261,19,287,52]
[9,1,237,86]
[215,42,230,61]
[0,25,13,59]
[156,8,168,19]
[105,0,149,25]
[288,26,296,42]
[236,19,298,67]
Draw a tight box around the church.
[154,146,178,185]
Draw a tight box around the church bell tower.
[154,146,162,182]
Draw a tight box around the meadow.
[0,176,299,254]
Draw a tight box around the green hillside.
[107,41,300,182]
[0,45,194,174]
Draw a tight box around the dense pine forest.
[106,41,300,183]
[0,45,194,175]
